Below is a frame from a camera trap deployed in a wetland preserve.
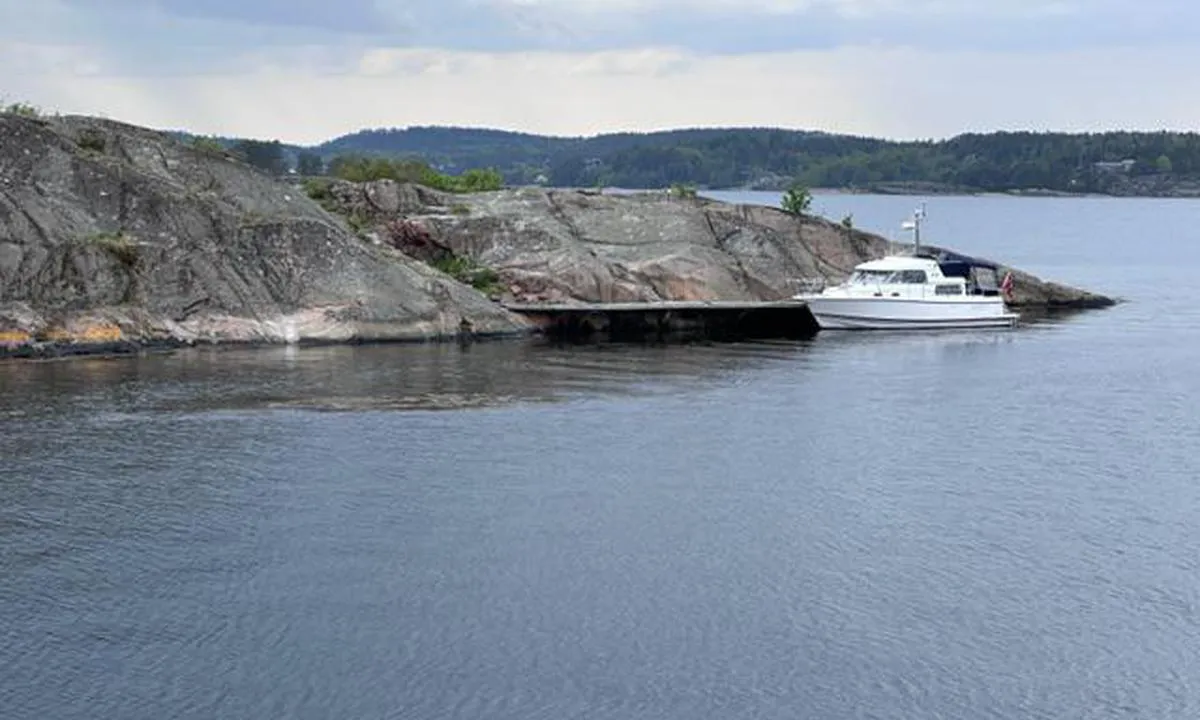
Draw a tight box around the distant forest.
[175,126,1200,196]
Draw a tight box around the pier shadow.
[513,302,820,343]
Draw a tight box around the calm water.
[4,193,1200,720]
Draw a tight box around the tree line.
[543,130,1200,193]
[188,136,503,192]
[186,126,1200,194]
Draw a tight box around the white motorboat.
[792,206,1019,331]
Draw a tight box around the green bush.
[443,168,504,193]
[468,266,502,295]
[2,102,40,118]
[325,154,504,193]
[431,255,503,295]
[300,177,340,212]
[327,155,429,184]
[301,177,332,199]
[190,136,226,155]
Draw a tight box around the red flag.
[1000,271,1014,299]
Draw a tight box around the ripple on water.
[4,196,1200,720]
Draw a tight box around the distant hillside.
[172,125,1200,197]
[316,126,562,174]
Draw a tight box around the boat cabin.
[841,253,1003,298]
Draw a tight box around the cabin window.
[894,270,927,284]
[934,283,963,296]
[848,269,927,284]
[848,270,893,284]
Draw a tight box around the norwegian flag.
[1000,271,1014,299]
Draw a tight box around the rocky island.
[0,114,1115,358]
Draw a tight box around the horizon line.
[177,122,1200,148]
[31,109,1194,148]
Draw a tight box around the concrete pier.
[502,300,819,341]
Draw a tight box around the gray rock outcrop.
[327,180,1115,309]
[0,113,1115,358]
[0,114,530,353]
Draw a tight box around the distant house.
[1093,159,1135,173]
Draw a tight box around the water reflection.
[0,338,822,417]
[0,312,1101,419]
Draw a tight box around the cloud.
[148,0,391,33]
[1,0,1198,143]
[6,44,1200,145]
[4,0,1196,66]
[14,0,395,35]
[478,0,1196,54]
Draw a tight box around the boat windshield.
[847,269,928,284]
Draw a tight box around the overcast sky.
[2,0,1197,143]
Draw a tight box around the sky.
[2,0,1198,144]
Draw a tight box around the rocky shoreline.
[313,178,1116,309]
[0,115,1116,360]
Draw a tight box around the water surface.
[4,194,1200,719]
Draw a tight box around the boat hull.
[800,297,1019,331]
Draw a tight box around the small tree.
[838,213,861,255]
[233,139,286,175]
[296,151,324,176]
[781,181,812,216]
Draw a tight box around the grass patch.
[77,127,106,153]
[87,231,140,269]
[299,177,374,236]
[300,177,341,213]
[668,182,698,199]
[431,255,503,295]
[346,211,372,234]
[449,203,471,216]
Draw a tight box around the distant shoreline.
[710,185,1200,200]
[608,185,1197,200]
[164,122,1200,201]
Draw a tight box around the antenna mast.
[902,204,927,255]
